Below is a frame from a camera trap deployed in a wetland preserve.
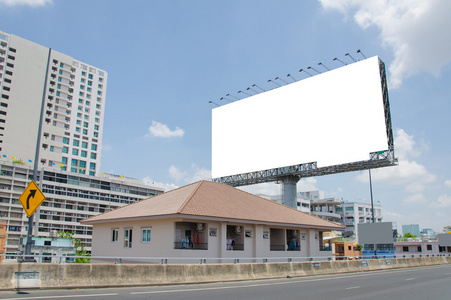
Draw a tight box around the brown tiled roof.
[82,181,344,230]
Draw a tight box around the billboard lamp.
[238,90,251,96]
[275,77,289,84]
[267,79,282,87]
[345,53,357,62]
[226,93,240,100]
[299,68,313,76]
[307,66,321,74]
[333,58,347,66]
[220,97,233,103]
[357,49,367,59]
[246,87,258,94]
[287,74,297,82]
[318,62,330,71]
[252,84,265,92]
[209,101,220,107]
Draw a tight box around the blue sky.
[1,0,451,232]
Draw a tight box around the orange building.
[0,221,6,262]
[334,241,362,259]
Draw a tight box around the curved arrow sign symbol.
[27,189,37,210]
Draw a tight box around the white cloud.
[142,176,178,192]
[238,182,282,196]
[0,0,52,6]
[401,193,428,205]
[445,180,451,188]
[432,194,451,208]
[102,144,112,151]
[298,178,318,192]
[188,164,211,183]
[320,0,451,88]
[147,121,184,138]
[356,129,435,193]
[168,165,186,181]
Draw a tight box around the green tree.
[58,231,91,263]
[403,232,417,238]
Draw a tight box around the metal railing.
[226,244,244,251]
[1,253,450,265]
[173,242,208,250]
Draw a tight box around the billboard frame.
[212,58,397,188]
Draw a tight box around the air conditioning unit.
[49,230,58,238]
[235,226,242,233]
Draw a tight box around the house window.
[112,229,119,242]
[142,229,151,243]
[417,246,422,252]
[403,246,409,252]
[427,244,432,251]
[124,229,133,248]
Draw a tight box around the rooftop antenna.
[299,68,313,76]
[307,66,321,74]
[357,49,366,59]
[275,76,289,84]
[333,57,347,66]
[345,53,357,62]
[252,84,265,92]
[246,87,258,94]
[209,101,220,107]
[287,74,297,82]
[267,79,282,87]
[226,93,240,100]
[318,62,330,71]
[238,90,251,96]
[220,97,233,103]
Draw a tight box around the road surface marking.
[346,286,360,290]
[0,293,118,300]
[405,278,415,281]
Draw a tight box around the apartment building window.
[91,144,97,151]
[93,132,98,138]
[71,159,78,166]
[345,207,354,211]
[82,129,88,135]
[72,149,78,156]
[81,141,88,149]
[124,229,132,248]
[62,157,68,164]
[50,146,54,152]
[90,153,97,159]
[99,77,103,82]
[9,47,16,53]
[94,125,99,130]
[85,101,90,106]
[418,246,422,252]
[82,71,86,76]
[62,137,69,144]
[1,94,9,99]
[90,162,96,170]
[80,85,84,90]
[142,229,151,243]
[5,70,12,76]
[81,150,87,158]
[79,169,85,174]
[73,140,79,147]
[79,161,86,168]
[7,55,15,60]
[112,229,119,242]
[76,120,81,125]
[88,74,93,79]
[87,81,92,86]
[70,167,76,173]
[4,78,11,83]
[89,171,95,176]
[62,146,68,154]
[83,122,88,128]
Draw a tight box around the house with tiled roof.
[82,180,344,262]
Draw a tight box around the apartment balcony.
[312,211,341,221]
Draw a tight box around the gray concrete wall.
[1,256,450,290]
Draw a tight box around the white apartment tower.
[0,31,106,175]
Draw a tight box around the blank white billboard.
[212,56,388,178]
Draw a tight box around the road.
[0,264,450,300]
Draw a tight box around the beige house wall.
[91,217,332,263]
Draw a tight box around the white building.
[338,201,382,240]
[83,181,344,263]
[0,30,106,176]
[0,160,164,259]
[258,193,310,213]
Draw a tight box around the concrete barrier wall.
[1,256,450,290]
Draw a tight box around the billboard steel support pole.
[281,175,301,209]
[24,48,51,261]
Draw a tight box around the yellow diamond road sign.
[19,180,46,218]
